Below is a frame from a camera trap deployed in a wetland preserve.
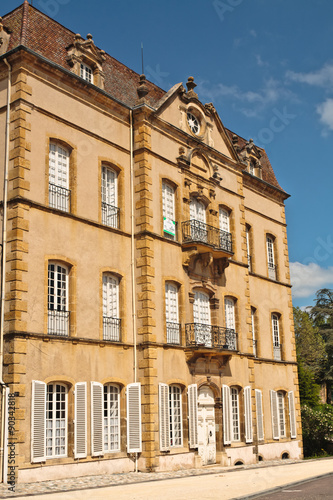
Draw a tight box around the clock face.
[187,112,200,134]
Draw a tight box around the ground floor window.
[104,385,120,452]
[46,383,67,458]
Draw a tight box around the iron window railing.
[268,263,277,280]
[273,344,282,361]
[48,309,70,336]
[49,183,70,212]
[103,316,121,341]
[182,220,232,253]
[102,203,120,228]
[166,322,181,344]
[185,323,238,351]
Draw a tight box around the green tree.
[297,359,320,407]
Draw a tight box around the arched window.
[165,282,180,344]
[190,197,206,223]
[102,274,120,341]
[49,142,70,212]
[230,387,240,442]
[193,291,211,347]
[101,166,119,228]
[48,262,69,336]
[219,207,230,233]
[104,384,120,452]
[162,181,176,239]
[272,313,282,360]
[266,235,276,280]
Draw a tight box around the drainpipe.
[0,57,11,483]
[129,110,138,473]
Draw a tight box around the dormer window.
[80,63,92,83]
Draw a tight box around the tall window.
[277,391,286,438]
[165,282,180,344]
[48,262,69,336]
[162,182,176,239]
[46,383,67,458]
[219,207,230,233]
[49,142,70,212]
[104,385,120,452]
[266,235,276,280]
[101,166,119,228]
[251,307,257,357]
[169,385,182,447]
[190,197,206,223]
[231,387,240,441]
[80,62,93,83]
[193,291,211,347]
[225,297,235,330]
[272,313,281,360]
[246,225,252,271]
[103,274,120,341]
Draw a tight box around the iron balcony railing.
[102,203,120,229]
[273,344,282,361]
[49,183,70,212]
[185,323,238,351]
[103,316,121,341]
[48,309,70,336]
[182,220,232,253]
[166,322,181,344]
[268,263,277,280]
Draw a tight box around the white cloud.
[317,98,333,131]
[255,54,267,67]
[250,30,257,38]
[286,63,333,88]
[290,262,333,298]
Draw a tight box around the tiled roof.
[2,2,284,193]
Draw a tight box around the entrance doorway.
[198,386,216,465]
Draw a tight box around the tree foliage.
[301,405,333,457]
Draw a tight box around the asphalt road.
[252,473,333,499]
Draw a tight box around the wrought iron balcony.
[103,316,121,341]
[166,322,181,344]
[182,220,233,255]
[273,344,282,361]
[268,263,277,280]
[48,309,70,336]
[185,323,237,351]
[49,183,70,212]
[102,203,120,228]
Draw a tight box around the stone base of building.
[258,441,302,461]
[156,451,197,472]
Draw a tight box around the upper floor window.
[103,274,120,341]
[225,297,235,331]
[49,142,70,212]
[193,291,211,347]
[190,197,206,223]
[219,207,230,233]
[101,166,119,228]
[272,313,281,361]
[104,384,120,452]
[246,225,252,271]
[266,235,277,280]
[162,181,176,239]
[251,307,257,357]
[48,262,69,336]
[165,282,180,344]
[80,62,93,83]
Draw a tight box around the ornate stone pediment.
[66,33,106,88]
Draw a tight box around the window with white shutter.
[288,391,297,439]
[277,391,286,438]
[222,385,231,445]
[270,390,279,440]
[165,283,180,344]
[272,314,282,360]
[266,236,276,280]
[101,166,118,228]
[187,384,198,448]
[91,382,104,457]
[244,386,253,443]
[193,291,211,347]
[231,387,240,441]
[31,381,46,463]
[162,182,176,238]
[255,389,264,441]
[103,273,120,341]
[48,262,70,336]
[225,297,235,330]
[159,383,170,451]
[104,385,120,452]
[46,383,67,458]
[169,385,182,447]
[219,207,230,233]
[49,142,70,212]
[126,383,142,453]
[74,382,87,459]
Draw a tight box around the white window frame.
[230,387,240,442]
[101,165,118,228]
[225,297,235,330]
[46,383,68,459]
[272,313,281,360]
[80,62,93,83]
[219,207,230,233]
[255,389,264,441]
[162,181,176,238]
[288,391,297,439]
[251,308,256,357]
[244,386,253,444]
[190,197,206,223]
[277,391,286,438]
[104,384,121,453]
[49,142,70,212]
[165,282,180,344]
[246,225,251,270]
[102,273,120,341]
[266,235,276,279]
[169,385,183,447]
[193,291,211,347]
[47,262,69,336]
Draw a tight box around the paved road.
[251,473,333,499]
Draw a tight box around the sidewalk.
[0,457,332,499]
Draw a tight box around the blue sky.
[3,0,333,309]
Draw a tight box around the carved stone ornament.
[0,18,11,56]
[185,76,198,99]
[66,33,106,88]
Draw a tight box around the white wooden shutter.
[255,389,264,441]
[244,386,253,443]
[31,380,46,463]
[74,382,87,459]
[91,382,104,457]
[159,383,170,451]
[127,382,142,453]
[288,391,297,438]
[270,390,279,440]
[187,384,198,448]
[222,385,231,445]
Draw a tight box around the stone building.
[0,1,301,483]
